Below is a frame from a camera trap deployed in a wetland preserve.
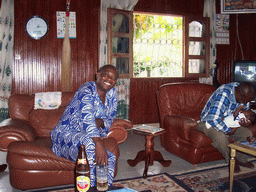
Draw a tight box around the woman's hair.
[99,64,117,73]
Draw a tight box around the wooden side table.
[127,129,172,178]
[228,143,256,192]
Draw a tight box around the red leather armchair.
[157,82,256,165]
[0,92,132,190]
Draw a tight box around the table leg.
[0,164,7,172]
[230,148,236,192]
[127,150,146,167]
[127,134,172,178]
[153,151,172,167]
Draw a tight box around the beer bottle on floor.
[75,144,90,192]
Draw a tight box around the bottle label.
[78,159,87,164]
[76,176,90,192]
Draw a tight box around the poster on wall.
[221,0,256,14]
[56,11,76,38]
[216,14,230,45]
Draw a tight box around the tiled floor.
[0,125,229,192]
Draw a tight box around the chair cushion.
[7,138,75,170]
[29,106,66,137]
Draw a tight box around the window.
[108,8,133,78]
[108,9,210,78]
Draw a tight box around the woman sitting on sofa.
[51,65,119,187]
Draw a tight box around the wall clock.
[25,16,49,39]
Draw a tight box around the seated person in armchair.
[51,65,119,187]
[197,82,256,173]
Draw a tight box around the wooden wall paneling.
[216,13,256,85]
[12,0,256,124]
[13,0,100,94]
[129,78,199,124]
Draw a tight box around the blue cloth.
[51,82,118,187]
[200,82,250,134]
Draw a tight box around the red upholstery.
[157,82,256,165]
[0,92,131,190]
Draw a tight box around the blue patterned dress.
[51,82,118,187]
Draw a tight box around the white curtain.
[0,0,14,123]
[200,0,216,85]
[100,0,138,120]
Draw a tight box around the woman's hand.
[238,118,251,127]
[95,118,105,129]
[233,105,245,119]
[92,137,108,165]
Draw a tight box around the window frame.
[107,8,133,78]
[107,8,210,79]
[184,16,210,78]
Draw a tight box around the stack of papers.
[240,139,256,148]
[132,124,164,134]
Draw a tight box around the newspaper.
[132,124,164,134]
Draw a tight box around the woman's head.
[96,65,119,93]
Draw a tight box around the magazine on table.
[240,138,256,148]
[132,124,164,134]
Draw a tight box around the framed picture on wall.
[221,0,256,14]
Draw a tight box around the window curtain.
[200,0,216,85]
[0,0,14,123]
[100,0,138,120]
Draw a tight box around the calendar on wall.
[216,14,229,44]
[56,11,76,38]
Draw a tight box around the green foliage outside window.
[133,14,183,77]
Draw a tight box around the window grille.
[133,14,183,77]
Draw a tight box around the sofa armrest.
[163,115,197,141]
[107,125,128,144]
[111,118,133,129]
[0,118,36,151]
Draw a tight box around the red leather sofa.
[0,92,132,190]
[157,82,256,165]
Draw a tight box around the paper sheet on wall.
[56,11,76,38]
[216,14,229,44]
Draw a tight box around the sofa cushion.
[9,94,34,122]
[189,128,213,147]
[29,106,66,137]
[7,138,75,170]
[183,117,198,140]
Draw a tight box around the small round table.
[127,129,172,178]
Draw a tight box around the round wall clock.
[25,16,49,39]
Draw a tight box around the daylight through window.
[133,14,183,78]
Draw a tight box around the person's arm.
[233,105,245,119]
[79,91,100,138]
[205,92,231,134]
[92,137,108,165]
[102,90,118,132]
[95,118,105,129]
[78,89,108,165]
[93,90,118,165]
[238,112,252,127]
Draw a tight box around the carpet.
[28,161,256,192]
[170,160,256,192]
[35,173,188,192]
[112,173,188,192]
